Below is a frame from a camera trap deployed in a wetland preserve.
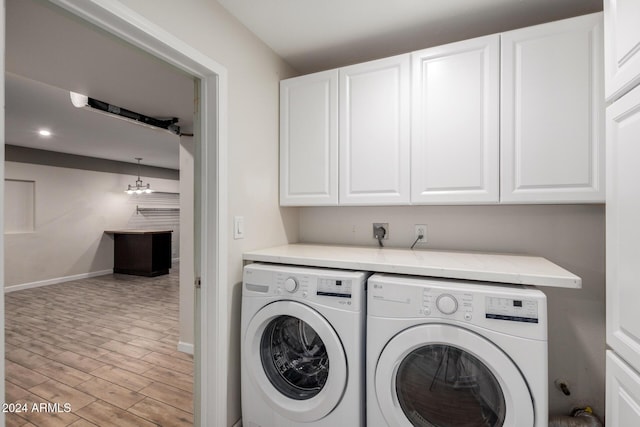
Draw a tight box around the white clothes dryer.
[367,274,548,427]
[241,263,369,427]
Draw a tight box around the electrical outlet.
[414,224,427,243]
[373,223,389,240]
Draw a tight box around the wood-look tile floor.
[4,265,194,427]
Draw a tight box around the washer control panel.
[485,297,539,323]
[436,294,458,314]
[275,274,310,297]
[317,277,353,298]
[243,263,369,311]
[283,277,298,293]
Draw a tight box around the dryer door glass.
[260,315,329,400]
[396,344,506,426]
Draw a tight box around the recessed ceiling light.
[38,129,51,137]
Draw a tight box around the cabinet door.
[339,55,410,205]
[411,35,499,204]
[280,70,338,206]
[501,13,605,203]
[606,351,640,426]
[607,84,640,373]
[604,0,640,101]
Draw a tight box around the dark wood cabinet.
[105,230,173,277]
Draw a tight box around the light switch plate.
[234,216,244,239]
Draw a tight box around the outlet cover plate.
[414,224,427,242]
[373,223,389,239]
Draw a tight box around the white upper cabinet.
[500,13,604,203]
[280,70,338,206]
[604,0,640,101]
[606,83,640,374]
[411,35,499,204]
[339,55,411,205]
[280,13,606,207]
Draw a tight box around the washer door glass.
[244,300,348,422]
[261,315,329,400]
[396,344,505,426]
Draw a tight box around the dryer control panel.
[368,273,547,340]
[421,289,474,321]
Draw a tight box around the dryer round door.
[375,324,534,427]
[244,300,348,422]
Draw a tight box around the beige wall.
[4,160,179,288]
[113,1,299,424]
[299,204,606,417]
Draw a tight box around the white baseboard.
[5,269,113,293]
[177,341,194,355]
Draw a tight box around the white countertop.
[243,244,581,288]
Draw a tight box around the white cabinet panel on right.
[604,0,640,101]
[606,351,640,426]
[606,83,640,374]
[501,13,605,204]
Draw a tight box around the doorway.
[0,0,228,425]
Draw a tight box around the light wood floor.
[4,265,194,427]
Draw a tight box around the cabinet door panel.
[501,13,604,203]
[339,55,410,205]
[607,84,640,372]
[411,35,499,204]
[280,70,338,206]
[607,351,640,426]
[604,0,640,101]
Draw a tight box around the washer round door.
[244,300,348,422]
[375,324,534,427]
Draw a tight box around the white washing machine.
[367,273,548,427]
[241,263,369,427]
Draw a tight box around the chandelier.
[125,158,154,194]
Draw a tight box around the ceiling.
[218,0,603,74]
[5,73,183,170]
[5,0,194,170]
[5,0,604,170]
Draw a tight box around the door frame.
[0,1,229,426]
